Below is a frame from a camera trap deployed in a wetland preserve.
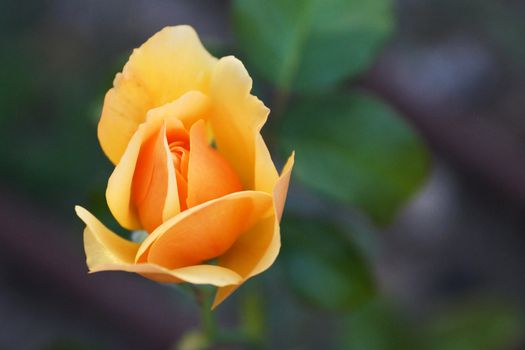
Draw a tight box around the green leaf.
[426,301,524,350]
[280,216,374,311]
[232,0,394,92]
[279,92,430,224]
[342,300,420,350]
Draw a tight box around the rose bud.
[76,26,293,307]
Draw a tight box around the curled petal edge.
[76,206,242,287]
[212,152,294,308]
[135,190,274,263]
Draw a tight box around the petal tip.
[75,205,90,222]
[160,24,197,35]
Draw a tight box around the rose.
[75,26,293,307]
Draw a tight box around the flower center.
[169,141,187,169]
[167,135,190,211]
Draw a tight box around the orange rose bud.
[76,25,293,308]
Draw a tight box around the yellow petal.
[158,265,242,286]
[75,206,139,267]
[90,263,242,287]
[254,133,279,193]
[136,191,273,265]
[249,154,294,274]
[99,25,217,164]
[76,206,241,286]
[105,128,143,230]
[209,56,279,191]
[146,90,211,129]
[273,152,295,221]
[212,216,276,308]
[212,154,294,308]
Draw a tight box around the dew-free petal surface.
[273,153,294,221]
[132,123,173,233]
[213,216,276,308]
[254,134,280,193]
[213,154,294,308]
[99,26,217,164]
[105,130,144,230]
[146,90,211,130]
[186,120,242,208]
[90,262,242,286]
[210,56,278,190]
[76,206,139,267]
[137,191,273,269]
[77,206,241,286]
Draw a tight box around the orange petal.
[76,206,241,286]
[106,117,184,231]
[137,191,273,269]
[209,56,278,191]
[132,123,175,232]
[99,26,217,164]
[212,154,294,308]
[186,120,242,208]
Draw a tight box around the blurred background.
[1,0,525,349]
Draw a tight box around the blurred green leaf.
[426,301,524,350]
[280,216,374,311]
[343,299,524,350]
[279,92,430,224]
[232,0,394,92]
[0,42,39,127]
[0,39,113,216]
[342,300,420,350]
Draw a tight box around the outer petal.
[209,56,279,191]
[136,191,273,269]
[76,206,242,286]
[213,154,294,308]
[76,206,139,266]
[212,216,276,308]
[186,120,242,208]
[273,152,294,221]
[105,129,144,230]
[99,26,217,164]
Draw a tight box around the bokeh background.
[1,0,525,349]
